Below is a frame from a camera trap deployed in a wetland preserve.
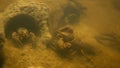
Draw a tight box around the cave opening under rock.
[4,14,40,39]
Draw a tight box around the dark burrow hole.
[4,14,40,39]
